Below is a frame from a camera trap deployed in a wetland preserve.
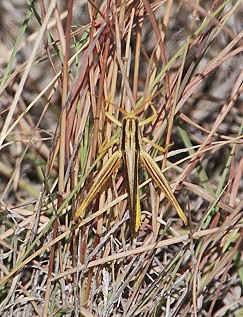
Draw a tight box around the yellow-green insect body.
[73,104,187,236]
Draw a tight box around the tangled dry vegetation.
[0,1,242,316]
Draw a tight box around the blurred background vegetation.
[0,1,242,316]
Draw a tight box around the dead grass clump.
[0,1,242,316]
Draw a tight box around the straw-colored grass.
[0,1,242,316]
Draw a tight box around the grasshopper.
[73,103,187,235]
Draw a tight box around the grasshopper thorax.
[121,117,142,153]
